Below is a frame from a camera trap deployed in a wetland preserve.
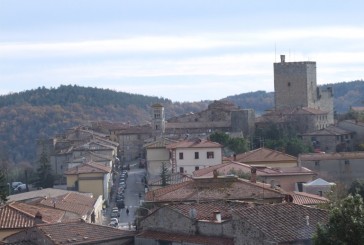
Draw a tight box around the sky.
[1,1,363,102]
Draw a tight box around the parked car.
[109,218,118,227]
[14,183,27,192]
[116,200,125,209]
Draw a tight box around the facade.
[144,137,177,179]
[166,100,255,138]
[166,139,223,174]
[151,103,166,137]
[299,151,364,187]
[337,120,364,147]
[300,125,354,153]
[65,162,112,204]
[231,147,298,168]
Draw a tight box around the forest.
[0,81,363,166]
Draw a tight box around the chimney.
[213,211,222,223]
[34,211,43,225]
[280,55,285,63]
[213,169,218,178]
[305,216,310,226]
[250,167,257,183]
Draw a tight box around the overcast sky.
[1,0,363,102]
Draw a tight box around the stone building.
[274,54,334,124]
[299,151,364,187]
[258,55,334,134]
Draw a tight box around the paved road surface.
[103,161,146,230]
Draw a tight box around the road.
[104,162,146,230]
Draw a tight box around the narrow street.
[104,160,146,230]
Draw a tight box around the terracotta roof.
[65,162,111,175]
[301,125,352,136]
[290,191,329,206]
[351,106,364,112]
[145,176,284,203]
[166,139,222,149]
[4,220,135,244]
[339,119,364,127]
[39,192,97,217]
[233,147,297,163]
[144,137,178,149]
[137,230,234,245]
[299,151,364,161]
[233,202,328,243]
[7,188,93,203]
[116,125,152,135]
[193,161,315,178]
[0,202,67,229]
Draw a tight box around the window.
[207,152,214,159]
[194,152,199,159]
[315,161,320,166]
[179,152,184,160]
[195,166,199,171]
[345,160,350,165]
[179,167,184,173]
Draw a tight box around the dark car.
[116,200,125,209]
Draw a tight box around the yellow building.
[65,162,112,205]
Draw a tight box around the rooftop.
[233,202,328,243]
[232,147,297,163]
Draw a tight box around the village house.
[231,147,298,168]
[300,125,354,153]
[65,161,112,205]
[299,151,364,187]
[193,160,316,192]
[135,201,328,245]
[144,137,178,180]
[337,119,364,148]
[0,202,72,240]
[144,174,284,204]
[166,138,223,175]
[2,220,135,245]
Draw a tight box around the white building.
[166,138,223,175]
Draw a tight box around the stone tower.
[274,54,317,110]
[151,103,165,136]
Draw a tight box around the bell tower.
[151,103,165,136]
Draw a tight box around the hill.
[0,80,363,165]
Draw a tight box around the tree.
[314,194,364,245]
[0,169,8,204]
[34,151,54,188]
[160,162,170,187]
[227,137,248,154]
[209,132,230,145]
[348,179,364,199]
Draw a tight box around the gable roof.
[193,161,315,178]
[39,192,97,217]
[145,176,284,203]
[144,137,178,149]
[7,188,93,203]
[290,191,329,206]
[137,230,234,245]
[166,138,222,149]
[64,162,111,175]
[233,202,328,243]
[301,125,352,136]
[233,147,297,163]
[303,178,335,186]
[0,202,66,229]
[4,220,135,244]
[299,151,364,161]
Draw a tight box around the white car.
[109,218,118,227]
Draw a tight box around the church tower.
[151,103,165,136]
